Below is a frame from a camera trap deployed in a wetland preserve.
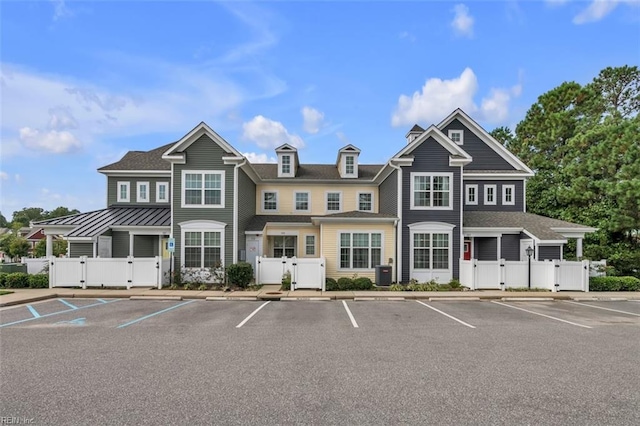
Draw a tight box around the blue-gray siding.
[107,176,171,207]
[501,234,520,261]
[379,171,397,215]
[171,134,236,268]
[463,180,524,212]
[237,168,256,261]
[133,235,158,257]
[112,231,129,257]
[538,246,562,261]
[442,119,515,171]
[401,136,461,282]
[474,237,497,261]
[69,242,93,258]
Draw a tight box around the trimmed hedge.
[227,262,253,288]
[0,272,7,288]
[0,272,49,289]
[589,276,640,291]
[325,278,338,291]
[29,274,49,288]
[325,277,374,291]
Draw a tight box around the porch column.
[576,238,583,260]
[496,236,502,260]
[45,234,53,257]
[129,233,134,256]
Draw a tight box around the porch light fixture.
[526,246,534,289]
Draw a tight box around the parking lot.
[1,298,639,425]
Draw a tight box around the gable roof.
[392,125,473,162]
[251,163,383,181]
[98,142,174,172]
[437,109,533,175]
[162,122,243,161]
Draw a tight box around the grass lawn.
[0,290,14,296]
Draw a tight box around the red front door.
[463,240,471,260]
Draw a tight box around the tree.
[45,207,80,220]
[9,237,30,259]
[489,126,515,149]
[0,212,8,228]
[512,65,640,276]
[34,238,68,258]
[11,207,46,229]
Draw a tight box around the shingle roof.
[250,164,383,180]
[246,215,313,232]
[320,211,397,219]
[464,211,594,241]
[409,124,424,132]
[34,206,170,238]
[98,143,174,171]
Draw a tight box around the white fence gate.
[459,259,590,292]
[49,256,161,289]
[255,256,326,291]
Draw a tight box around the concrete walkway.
[1,287,639,307]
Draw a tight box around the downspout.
[389,160,402,283]
[460,164,464,278]
[233,158,247,264]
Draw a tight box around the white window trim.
[408,222,454,273]
[137,181,149,203]
[465,184,478,206]
[179,220,227,270]
[305,234,316,256]
[278,153,294,178]
[262,190,279,212]
[410,172,454,211]
[293,191,311,213]
[448,129,464,145]
[357,191,374,212]
[337,230,384,271]
[325,191,343,213]
[156,182,169,203]
[484,184,497,206]
[343,154,358,178]
[181,170,225,209]
[502,184,515,206]
[117,181,130,203]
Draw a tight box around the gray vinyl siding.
[69,242,93,258]
[379,170,397,215]
[172,134,235,268]
[133,235,158,257]
[442,119,515,171]
[237,168,256,260]
[401,136,461,282]
[501,234,520,261]
[107,176,171,206]
[463,180,524,212]
[538,246,562,261]
[112,231,130,257]
[474,237,498,261]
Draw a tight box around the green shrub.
[183,283,194,291]
[354,277,374,290]
[198,284,209,291]
[337,277,354,290]
[325,277,338,291]
[4,272,29,288]
[281,270,291,291]
[589,276,640,291]
[0,272,8,288]
[389,284,406,291]
[227,262,253,288]
[449,279,462,289]
[28,274,49,288]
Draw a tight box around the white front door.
[520,239,535,261]
[246,236,262,273]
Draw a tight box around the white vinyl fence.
[459,259,590,292]
[255,256,326,291]
[49,256,162,289]
[21,257,49,274]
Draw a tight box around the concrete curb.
[0,294,57,307]
[282,297,332,301]
[502,297,555,301]
[429,297,481,301]
[129,296,183,301]
[353,297,405,301]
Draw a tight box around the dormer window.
[448,130,464,145]
[345,156,355,175]
[276,144,297,177]
[337,144,360,178]
[281,155,291,175]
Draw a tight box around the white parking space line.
[342,301,359,328]
[491,301,593,329]
[565,301,640,317]
[415,301,476,329]
[236,301,271,328]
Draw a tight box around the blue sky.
[1,0,638,218]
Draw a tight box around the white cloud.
[573,0,620,24]
[301,107,325,134]
[242,116,305,149]
[0,171,8,180]
[51,0,73,21]
[451,4,474,38]
[336,132,351,145]
[242,152,277,163]
[19,127,82,154]
[391,68,522,127]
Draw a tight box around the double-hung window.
[263,191,278,211]
[183,171,224,207]
[411,173,452,209]
[345,155,355,175]
[156,182,169,203]
[339,232,382,269]
[484,184,497,206]
[294,192,310,212]
[326,192,341,212]
[358,193,373,211]
[465,184,478,205]
[281,155,291,175]
[184,231,222,268]
[412,233,449,270]
[117,182,130,202]
[137,182,149,203]
[502,185,515,205]
[305,235,316,256]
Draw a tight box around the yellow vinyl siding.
[262,224,320,258]
[320,222,395,281]
[256,184,378,215]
